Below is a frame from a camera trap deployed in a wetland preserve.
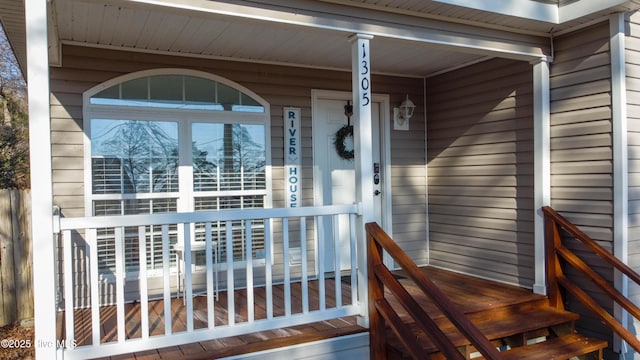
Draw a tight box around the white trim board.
[220,333,369,360]
[26,0,56,358]
[433,0,634,24]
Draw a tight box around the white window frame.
[83,68,272,279]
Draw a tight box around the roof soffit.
[75,0,551,59]
[4,0,640,77]
[0,0,26,75]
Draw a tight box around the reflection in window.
[91,120,179,194]
[192,123,266,192]
[192,123,267,262]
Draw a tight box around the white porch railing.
[54,204,362,359]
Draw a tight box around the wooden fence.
[0,189,32,326]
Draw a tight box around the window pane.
[152,198,178,213]
[192,123,266,192]
[235,93,264,112]
[92,85,119,101]
[184,76,215,104]
[121,78,148,103]
[91,119,179,194]
[123,199,150,215]
[217,82,238,111]
[90,75,263,111]
[149,75,182,105]
[92,157,125,194]
[94,200,122,216]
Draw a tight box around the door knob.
[374,190,381,196]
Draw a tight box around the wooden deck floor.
[392,267,547,318]
[63,267,543,359]
[60,275,365,359]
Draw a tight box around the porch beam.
[351,33,374,325]
[532,58,550,296]
[559,0,638,22]
[25,0,56,358]
[434,0,558,23]
[433,0,639,24]
[86,0,550,61]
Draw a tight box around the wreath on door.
[335,100,355,160]
[334,124,354,160]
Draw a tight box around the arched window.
[90,73,265,112]
[84,69,271,276]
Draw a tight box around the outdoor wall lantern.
[393,95,415,131]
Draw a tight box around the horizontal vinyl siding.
[627,11,640,356]
[391,95,428,265]
[426,58,535,287]
[549,22,615,351]
[50,45,426,304]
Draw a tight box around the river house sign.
[284,107,301,208]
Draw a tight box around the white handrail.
[58,204,360,230]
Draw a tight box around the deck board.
[62,267,543,359]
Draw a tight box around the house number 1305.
[361,43,370,106]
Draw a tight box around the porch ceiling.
[2,0,640,79]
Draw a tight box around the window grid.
[87,72,269,278]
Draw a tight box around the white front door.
[313,92,386,271]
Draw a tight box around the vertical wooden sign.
[284,107,301,208]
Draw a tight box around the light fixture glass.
[399,95,415,119]
[394,94,415,130]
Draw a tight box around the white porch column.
[610,12,630,356]
[350,33,374,324]
[532,58,550,295]
[25,0,56,358]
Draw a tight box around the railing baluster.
[184,223,194,332]
[265,219,273,319]
[349,213,357,305]
[138,226,149,339]
[226,220,235,325]
[205,222,215,329]
[88,228,100,346]
[63,229,75,347]
[367,224,385,360]
[114,227,125,343]
[334,214,342,308]
[246,219,254,323]
[300,216,309,314]
[283,218,291,316]
[317,215,326,311]
[161,224,171,336]
[545,215,563,310]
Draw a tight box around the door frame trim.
[311,89,393,238]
